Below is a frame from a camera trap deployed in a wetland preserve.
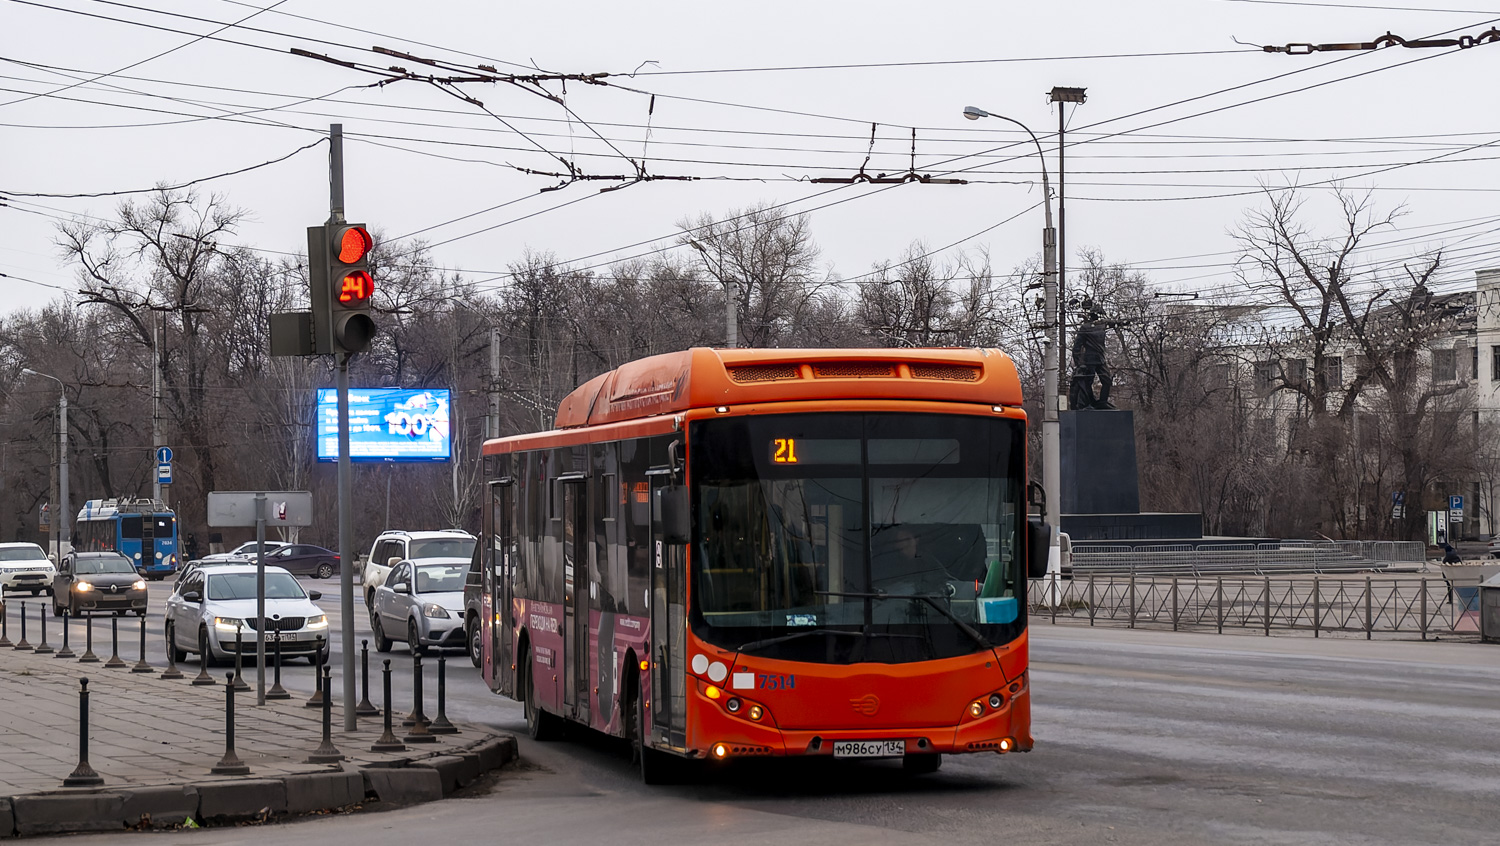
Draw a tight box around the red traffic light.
[336,226,372,264]
[338,271,373,305]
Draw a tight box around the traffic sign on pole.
[155,446,172,464]
[157,463,172,484]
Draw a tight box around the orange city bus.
[477,347,1049,781]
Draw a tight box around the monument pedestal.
[1058,410,1202,542]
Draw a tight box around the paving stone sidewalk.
[0,632,514,836]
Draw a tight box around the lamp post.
[21,369,68,558]
[961,106,1060,544]
[688,239,739,349]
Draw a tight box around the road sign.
[157,463,172,484]
[1392,491,1405,505]
[1391,505,1405,520]
[156,446,172,464]
[207,491,314,527]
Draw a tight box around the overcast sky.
[4,0,1499,317]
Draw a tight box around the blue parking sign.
[1449,495,1464,511]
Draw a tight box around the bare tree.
[678,203,829,348]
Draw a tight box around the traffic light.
[307,223,377,354]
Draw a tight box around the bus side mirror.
[1027,518,1051,579]
[657,486,691,545]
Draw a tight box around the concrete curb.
[0,734,516,838]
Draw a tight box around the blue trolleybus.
[74,498,179,580]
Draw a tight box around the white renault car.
[164,563,329,665]
[0,542,57,596]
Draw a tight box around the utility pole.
[328,123,358,733]
[1050,87,1086,403]
[489,328,501,440]
[152,312,162,502]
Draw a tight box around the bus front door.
[649,472,686,748]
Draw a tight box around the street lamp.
[962,106,1061,553]
[688,239,739,349]
[21,368,68,558]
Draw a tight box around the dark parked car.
[262,544,341,579]
[52,552,148,617]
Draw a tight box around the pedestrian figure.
[185,533,201,563]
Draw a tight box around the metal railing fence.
[1069,540,1426,578]
[1028,574,1478,639]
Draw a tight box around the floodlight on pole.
[688,239,739,349]
[960,106,1060,558]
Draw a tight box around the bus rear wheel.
[522,655,560,741]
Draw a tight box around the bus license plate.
[832,740,905,759]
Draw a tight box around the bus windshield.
[689,412,1025,665]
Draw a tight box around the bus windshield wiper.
[735,628,864,654]
[817,590,992,650]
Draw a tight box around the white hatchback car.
[164,563,330,666]
[0,542,57,596]
[370,558,468,654]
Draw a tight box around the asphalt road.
[14,584,1498,846]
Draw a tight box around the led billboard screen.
[316,387,452,463]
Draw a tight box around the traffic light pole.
[328,123,357,732]
[336,352,355,732]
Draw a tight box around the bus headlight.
[134,553,142,560]
[156,551,163,559]
[969,701,985,718]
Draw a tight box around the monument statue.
[1068,298,1116,410]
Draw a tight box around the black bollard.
[103,616,126,669]
[0,595,11,648]
[356,639,379,717]
[130,613,153,673]
[401,650,420,727]
[306,666,344,764]
[305,636,326,708]
[266,629,290,700]
[62,677,105,787]
[403,653,437,743]
[370,659,405,752]
[231,623,249,691]
[34,604,54,655]
[159,624,183,680]
[55,610,75,659]
[210,673,250,775]
[15,602,31,651]
[190,626,215,685]
[428,655,458,734]
[78,614,98,663]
